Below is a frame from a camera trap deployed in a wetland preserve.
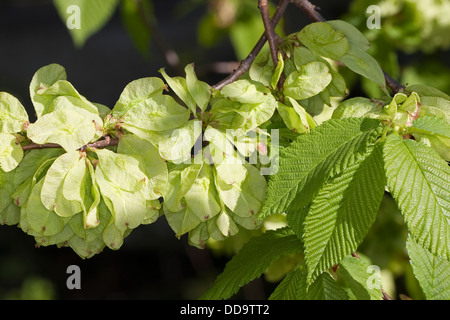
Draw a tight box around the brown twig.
[292,0,326,22]
[212,0,290,90]
[22,142,61,151]
[351,252,360,259]
[22,136,119,152]
[382,289,393,300]
[383,70,405,94]
[293,0,404,94]
[258,0,279,66]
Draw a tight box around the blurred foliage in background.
[54,0,450,96]
[342,0,450,99]
[0,0,449,300]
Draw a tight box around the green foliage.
[337,255,383,300]
[343,0,450,97]
[407,235,450,300]
[1,10,449,301]
[303,143,385,285]
[200,227,303,300]
[260,117,382,219]
[269,264,349,300]
[53,0,120,48]
[383,135,450,259]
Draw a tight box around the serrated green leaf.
[283,61,332,100]
[0,92,29,133]
[338,256,383,300]
[26,107,97,152]
[411,116,450,138]
[53,0,120,48]
[297,22,348,60]
[307,271,349,300]
[304,144,385,284]
[407,235,450,300]
[406,85,450,100]
[269,264,348,300]
[383,135,450,259]
[269,264,306,300]
[200,227,303,300]
[0,133,23,172]
[269,265,348,300]
[260,118,382,220]
[419,96,450,125]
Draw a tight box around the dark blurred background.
[0,0,448,300]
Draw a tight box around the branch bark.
[258,0,279,66]
[292,0,326,22]
[383,70,405,94]
[22,136,119,152]
[212,0,290,90]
